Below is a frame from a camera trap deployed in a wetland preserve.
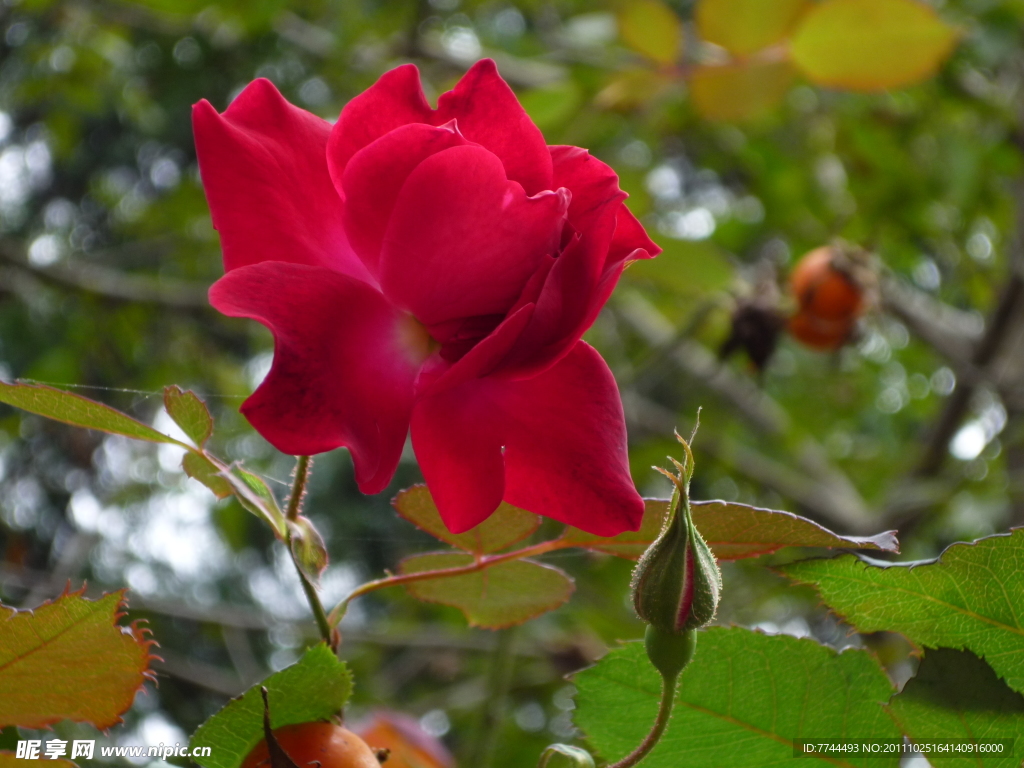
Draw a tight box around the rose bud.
[631,434,721,678]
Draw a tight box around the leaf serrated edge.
[1,584,161,731]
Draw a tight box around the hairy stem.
[283,456,332,646]
[607,672,679,768]
[286,455,311,521]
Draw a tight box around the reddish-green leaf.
[560,498,898,560]
[0,379,183,446]
[789,0,958,91]
[781,530,1024,693]
[689,60,796,122]
[619,0,683,65]
[163,385,213,447]
[399,553,574,629]
[393,485,540,554]
[182,451,233,499]
[0,755,75,768]
[696,0,808,57]
[0,589,156,729]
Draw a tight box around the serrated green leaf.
[0,590,154,730]
[182,451,233,499]
[163,385,213,447]
[887,648,1024,767]
[189,644,352,768]
[287,516,328,584]
[789,0,958,91]
[781,530,1024,693]
[573,627,901,767]
[0,379,182,446]
[392,485,540,554]
[560,498,898,560]
[619,0,683,65]
[399,553,574,629]
[696,0,809,57]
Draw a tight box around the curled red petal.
[435,59,553,195]
[379,144,568,326]
[327,64,434,191]
[342,122,468,276]
[193,80,373,284]
[209,262,428,494]
[411,341,644,535]
[497,147,643,376]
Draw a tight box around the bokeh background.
[1,0,1022,766]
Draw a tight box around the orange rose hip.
[241,722,381,768]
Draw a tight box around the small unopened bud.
[631,434,722,639]
[538,744,596,768]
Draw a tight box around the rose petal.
[327,64,433,190]
[415,303,536,398]
[209,262,428,494]
[610,204,660,264]
[342,123,468,276]
[497,147,633,375]
[380,144,568,326]
[435,59,553,195]
[412,341,644,535]
[193,80,373,284]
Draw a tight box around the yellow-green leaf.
[399,553,574,629]
[689,59,796,121]
[0,755,75,768]
[0,379,182,446]
[0,590,155,730]
[619,0,683,65]
[560,498,898,560]
[182,451,233,499]
[392,485,540,554]
[163,385,213,447]
[696,0,809,57]
[789,0,958,91]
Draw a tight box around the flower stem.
[282,455,332,647]
[466,627,518,768]
[293,558,333,646]
[285,455,311,521]
[607,672,679,768]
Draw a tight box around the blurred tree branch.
[0,239,210,309]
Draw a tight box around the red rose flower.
[193,60,659,536]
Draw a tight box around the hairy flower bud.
[631,440,722,637]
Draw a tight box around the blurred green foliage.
[1,0,1023,765]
